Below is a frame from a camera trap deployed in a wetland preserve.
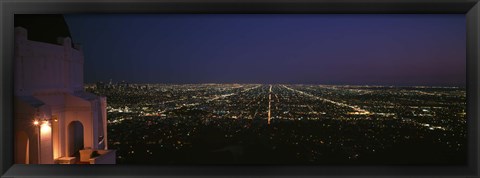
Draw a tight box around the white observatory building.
[13,15,115,164]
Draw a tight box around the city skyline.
[86,82,467,164]
[12,14,467,165]
[65,14,466,86]
[88,81,467,88]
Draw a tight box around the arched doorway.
[15,131,29,164]
[68,121,84,157]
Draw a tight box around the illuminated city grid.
[86,83,467,165]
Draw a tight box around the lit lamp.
[33,109,42,126]
[33,112,41,163]
[33,115,51,131]
[33,111,52,164]
[40,120,51,134]
[37,114,52,135]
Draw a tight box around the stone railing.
[89,150,116,164]
[79,149,116,164]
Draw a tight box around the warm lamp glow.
[33,120,39,126]
[40,121,51,134]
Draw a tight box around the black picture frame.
[1,0,479,177]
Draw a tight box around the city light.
[86,82,467,164]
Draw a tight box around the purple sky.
[64,14,466,86]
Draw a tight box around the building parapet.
[89,150,116,164]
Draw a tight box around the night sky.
[64,14,466,86]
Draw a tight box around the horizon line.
[84,82,465,88]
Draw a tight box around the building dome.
[14,14,73,46]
